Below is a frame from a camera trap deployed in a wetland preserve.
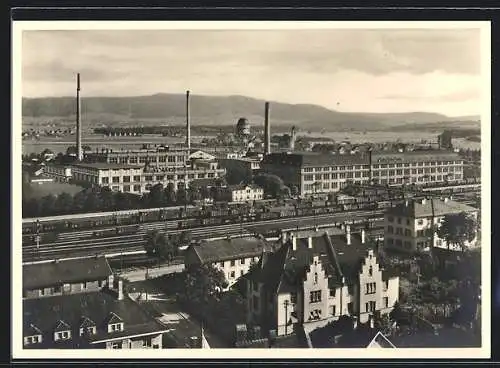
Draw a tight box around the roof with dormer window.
[105,312,123,325]
[54,320,71,332]
[79,316,96,329]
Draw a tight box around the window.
[330,289,336,297]
[80,326,96,336]
[145,175,153,181]
[383,280,389,291]
[230,260,235,267]
[240,258,245,265]
[388,216,394,223]
[112,176,120,183]
[404,229,412,236]
[417,219,424,225]
[387,226,394,234]
[347,302,354,314]
[396,227,403,235]
[123,185,130,192]
[365,301,376,312]
[220,261,225,267]
[310,290,322,303]
[111,342,121,349]
[133,185,141,192]
[384,297,389,308]
[368,266,373,277]
[24,335,41,345]
[133,175,141,182]
[56,331,71,340]
[112,186,119,191]
[109,323,123,333]
[314,272,318,284]
[102,177,109,184]
[365,282,376,295]
[240,270,244,277]
[123,176,130,183]
[230,271,235,278]
[330,305,336,316]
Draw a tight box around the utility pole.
[284,300,291,335]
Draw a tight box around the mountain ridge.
[22,93,480,130]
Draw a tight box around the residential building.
[184,236,274,287]
[23,257,114,299]
[22,257,168,349]
[188,150,216,161]
[245,227,399,337]
[383,197,479,253]
[260,150,464,197]
[221,184,264,203]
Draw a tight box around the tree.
[165,183,177,205]
[55,192,74,215]
[147,183,165,207]
[178,231,193,249]
[40,194,57,216]
[436,212,477,252]
[184,264,228,309]
[144,230,175,266]
[254,173,286,199]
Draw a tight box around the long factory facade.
[260,150,464,197]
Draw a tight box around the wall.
[301,256,330,325]
[357,250,384,324]
[23,279,106,299]
[215,256,259,286]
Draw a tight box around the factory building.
[85,146,189,168]
[261,150,464,197]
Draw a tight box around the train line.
[22,210,386,263]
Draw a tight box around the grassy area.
[24,181,84,200]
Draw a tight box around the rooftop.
[387,198,478,218]
[371,150,460,163]
[227,184,263,192]
[190,237,274,264]
[23,257,113,290]
[23,290,167,348]
[72,162,144,170]
[261,152,370,168]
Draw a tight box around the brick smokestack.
[186,90,191,150]
[264,102,271,155]
[76,73,83,161]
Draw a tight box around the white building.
[246,227,399,336]
[223,184,264,203]
[184,237,273,288]
[383,197,479,253]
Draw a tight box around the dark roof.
[191,237,273,264]
[72,162,143,170]
[367,331,396,348]
[23,290,167,347]
[249,230,397,294]
[23,257,113,290]
[189,178,222,188]
[387,198,477,218]
[246,219,346,235]
[261,152,370,168]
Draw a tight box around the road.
[22,209,386,263]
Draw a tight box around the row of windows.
[372,160,462,169]
[366,282,377,295]
[303,172,370,181]
[386,238,412,249]
[372,166,461,176]
[303,165,370,173]
[387,226,412,236]
[108,155,186,164]
[310,290,322,303]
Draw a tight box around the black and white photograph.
[12,21,491,359]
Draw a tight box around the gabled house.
[245,226,399,337]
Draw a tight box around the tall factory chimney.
[76,73,83,161]
[186,90,191,150]
[264,102,271,155]
[290,126,296,151]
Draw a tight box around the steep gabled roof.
[54,320,71,332]
[105,312,123,325]
[192,237,273,264]
[367,331,397,348]
[79,316,96,329]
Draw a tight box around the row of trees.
[144,230,192,266]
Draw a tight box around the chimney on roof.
[369,315,375,329]
[405,200,409,207]
[308,236,313,249]
[421,198,427,205]
[291,234,297,251]
[353,316,358,330]
[346,225,351,245]
[118,279,124,300]
[361,229,366,244]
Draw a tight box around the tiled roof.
[367,331,396,348]
[79,316,96,328]
[387,198,477,218]
[23,257,113,290]
[23,290,167,348]
[191,237,273,264]
[227,184,263,191]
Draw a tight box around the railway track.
[22,210,386,263]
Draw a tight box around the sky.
[21,28,483,117]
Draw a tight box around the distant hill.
[22,93,480,131]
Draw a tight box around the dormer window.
[24,335,42,345]
[53,320,71,341]
[109,323,124,332]
[106,312,124,333]
[79,317,97,337]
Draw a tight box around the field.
[24,181,84,200]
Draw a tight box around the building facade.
[260,150,465,197]
[245,228,399,336]
[22,257,167,349]
[86,146,189,168]
[383,197,479,253]
[184,237,273,287]
[222,184,264,203]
